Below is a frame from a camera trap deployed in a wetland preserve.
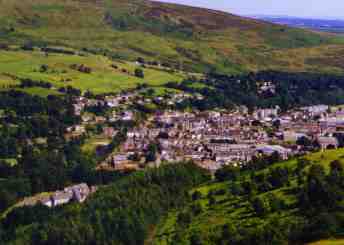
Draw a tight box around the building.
[256,145,291,160]
[40,183,92,208]
[317,136,339,150]
[301,105,329,117]
[254,108,279,120]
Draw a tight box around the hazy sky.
[156,0,344,19]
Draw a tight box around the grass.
[153,148,344,244]
[266,148,344,173]
[81,135,111,155]
[308,239,344,245]
[0,50,185,95]
[0,158,18,167]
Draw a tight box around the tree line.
[166,71,344,111]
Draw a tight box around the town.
[68,90,344,172]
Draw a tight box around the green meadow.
[0,50,185,95]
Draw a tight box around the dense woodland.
[0,91,126,213]
[167,71,344,111]
[0,163,210,245]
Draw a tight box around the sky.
[156,0,344,19]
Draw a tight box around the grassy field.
[308,239,344,245]
[153,148,344,245]
[81,135,111,155]
[265,148,344,173]
[0,50,185,95]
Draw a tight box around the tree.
[267,167,290,188]
[296,158,311,172]
[231,183,244,196]
[242,181,257,195]
[22,42,34,51]
[215,165,240,181]
[299,164,338,210]
[0,189,16,211]
[145,143,158,162]
[40,64,49,73]
[192,191,202,201]
[190,233,202,245]
[208,195,216,206]
[135,68,144,78]
[177,211,191,226]
[221,224,238,244]
[272,119,281,129]
[191,203,203,215]
[328,160,343,185]
[297,136,312,148]
[251,196,270,216]
[267,193,284,212]
[137,57,145,64]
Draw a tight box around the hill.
[153,149,344,244]
[1,0,344,75]
[0,149,343,244]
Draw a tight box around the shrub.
[22,42,34,51]
[192,191,202,201]
[135,68,144,78]
[251,196,270,216]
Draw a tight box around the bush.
[137,57,145,64]
[191,203,203,215]
[39,64,49,73]
[251,196,270,216]
[41,47,75,55]
[0,43,8,50]
[21,42,34,51]
[70,64,92,74]
[192,191,202,201]
[135,68,144,78]
[215,165,240,181]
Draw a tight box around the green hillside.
[0,0,344,75]
[0,49,185,95]
[153,149,344,245]
[1,149,343,245]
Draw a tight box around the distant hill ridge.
[1,0,344,73]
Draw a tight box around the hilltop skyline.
[155,0,344,19]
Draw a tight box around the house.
[40,183,92,208]
[256,145,291,160]
[105,96,119,107]
[301,105,329,117]
[254,108,279,120]
[259,82,276,95]
[122,111,134,121]
[110,154,129,167]
[64,183,90,203]
[103,127,117,138]
[51,192,72,207]
[82,114,93,123]
[317,136,339,150]
[283,131,307,142]
[335,109,344,119]
[95,116,107,123]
